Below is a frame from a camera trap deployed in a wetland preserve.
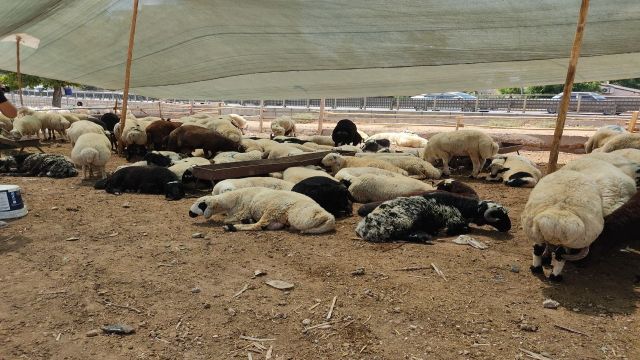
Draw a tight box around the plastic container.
[0,185,28,219]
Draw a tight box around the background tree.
[0,71,78,107]
[499,81,601,95]
[610,78,640,89]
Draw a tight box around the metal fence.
[11,90,640,115]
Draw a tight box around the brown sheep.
[167,125,245,158]
[145,120,182,150]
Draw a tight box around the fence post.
[259,99,264,133]
[522,95,527,113]
[628,111,639,132]
[282,99,286,108]
[306,98,310,109]
[455,115,464,130]
[576,95,582,113]
[395,96,400,111]
[318,98,325,134]
[363,97,367,110]
[217,102,222,115]
[474,97,479,112]
[433,98,437,111]
[158,101,163,119]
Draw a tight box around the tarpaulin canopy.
[0,0,639,99]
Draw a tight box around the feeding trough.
[0,135,44,155]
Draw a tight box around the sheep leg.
[441,156,451,177]
[530,243,546,274]
[548,247,566,282]
[469,154,482,178]
[82,165,88,180]
[223,214,282,232]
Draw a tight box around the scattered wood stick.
[431,263,447,281]
[342,319,356,328]
[350,237,361,241]
[239,335,276,342]
[308,302,321,311]
[623,246,640,255]
[55,333,61,341]
[102,300,142,314]
[363,315,372,325]
[395,266,430,272]
[232,284,250,299]
[247,352,253,360]
[554,324,590,337]
[326,296,338,320]
[265,345,273,359]
[157,263,176,267]
[519,348,554,360]
[175,318,182,330]
[39,290,67,295]
[303,322,332,333]
[252,342,267,351]
[359,345,367,354]
[407,275,430,279]
[394,329,401,336]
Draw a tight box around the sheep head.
[476,200,511,232]
[321,153,344,171]
[164,181,185,201]
[488,157,508,177]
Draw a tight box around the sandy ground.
[1,142,639,360]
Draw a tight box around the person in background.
[0,85,17,118]
[76,101,83,107]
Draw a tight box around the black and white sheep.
[362,138,391,152]
[291,176,354,218]
[485,155,542,187]
[332,119,363,146]
[435,179,479,199]
[0,153,78,178]
[94,166,185,200]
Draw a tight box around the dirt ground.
[1,141,639,360]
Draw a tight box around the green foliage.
[498,88,523,94]
[0,71,78,89]
[499,82,601,95]
[610,78,640,89]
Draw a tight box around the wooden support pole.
[548,0,590,174]
[114,98,119,112]
[628,111,639,133]
[259,99,265,133]
[158,101,163,119]
[15,36,23,107]
[455,115,464,130]
[522,95,527,113]
[189,100,194,115]
[117,0,140,153]
[318,98,325,134]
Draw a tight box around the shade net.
[0,0,639,99]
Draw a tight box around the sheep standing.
[423,130,498,178]
[188,188,335,234]
[332,119,362,146]
[9,115,42,139]
[167,125,245,158]
[67,120,105,146]
[145,120,182,150]
[270,117,296,137]
[584,125,626,153]
[485,155,542,187]
[321,153,408,176]
[71,133,111,179]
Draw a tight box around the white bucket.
[0,185,28,219]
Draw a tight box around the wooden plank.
[191,151,334,181]
[548,0,590,173]
[628,110,639,132]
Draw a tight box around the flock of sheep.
[1,108,640,283]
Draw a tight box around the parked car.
[547,92,614,114]
[411,92,477,111]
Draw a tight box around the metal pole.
[318,98,325,134]
[548,0,590,173]
[117,0,140,153]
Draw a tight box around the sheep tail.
[80,148,99,165]
[530,209,586,247]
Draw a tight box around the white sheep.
[70,133,111,179]
[241,138,263,153]
[334,167,404,181]
[212,177,294,195]
[121,117,147,147]
[301,135,334,146]
[271,117,296,137]
[212,150,263,164]
[608,148,640,164]
[367,132,428,148]
[584,125,626,153]
[423,130,498,178]
[9,115,43,139]
[485,155,542,187]
[67,120,105,146]
[302,142,333,150]
[228,114,249,133]
[332,145,363,153]
[368,154,441,179]
[204,116,243,143]
[0,113,12,133]
[168,157,211,180]
[599,133,640,153]
[188,188,335,234]
[282,166,335,183]
[343,173,434,203]
[321,153,408,176]
[266,144,304,159]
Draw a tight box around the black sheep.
[94,166,185,200]
[291,176,354,217]
[100,113,120,132]
[362,138,390,152]
[332,119,362,146]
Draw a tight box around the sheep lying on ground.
[362,138,391,152]
[167,125,245,158]
[0,113,12,133]
[342,173,433,203]
[272,136,308,145]
[167,157,211,183]
[282,166,335,183]
[212,150,263,164]
[292,176,354,217]
[145,120,182,150]
[369,154,441,179]
[266,144,304,159]
[302,135,334,146]
[0,153,77,178]
[608,148,640,164]
[71,133,111,179]
[189,188,335,233]
[367,132,428,148]
[355,193,510,242]
[143,151,188,167]
[584,125,627,153]
[321,153,408,176]
[334,167,404,181]
[423,130,498,178]
[485,155,542,187]
[599,133,640,153]
[95,166,185,200]
[212,177,294,195]
[270,117,296,137]
[9,115,42,139]
[332,119,363,146]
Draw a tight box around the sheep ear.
[198,201,207,212]
[496,167,510,174]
